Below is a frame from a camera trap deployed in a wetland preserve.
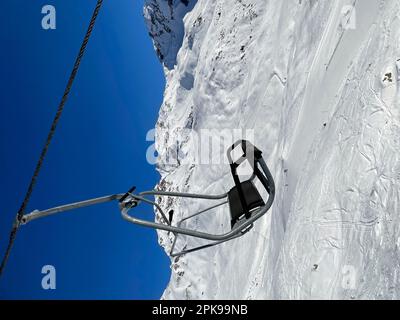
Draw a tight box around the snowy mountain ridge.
[144,0,400,299]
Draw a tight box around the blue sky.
[0,0,171,299]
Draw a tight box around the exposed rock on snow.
[144,0,196,70]
[144,0,400,299]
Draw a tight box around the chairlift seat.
[21,140,275,258]
[228,180,265,228]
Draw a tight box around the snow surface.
[144,0,400,299]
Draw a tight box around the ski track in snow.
[285,0,380,214]
[144,0,400,299]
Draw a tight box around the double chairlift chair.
[21,140,275,257]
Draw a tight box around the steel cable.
[0,0,104,277]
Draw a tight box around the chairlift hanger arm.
[21,193,125,225]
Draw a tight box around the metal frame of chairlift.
[20,140,275,257]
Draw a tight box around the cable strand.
[0,0,104,277]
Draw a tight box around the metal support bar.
[168,200,257,257]
[21,193,125,225]
[170,232,246,257]
[169,200,228,256]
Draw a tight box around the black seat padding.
[228,180,265,228]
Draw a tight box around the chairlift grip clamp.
[119,186,136,203]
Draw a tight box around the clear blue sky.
[0,0,171,299]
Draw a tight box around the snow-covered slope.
[144,0,400,299]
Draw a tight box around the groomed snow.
[144,0,400,299]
